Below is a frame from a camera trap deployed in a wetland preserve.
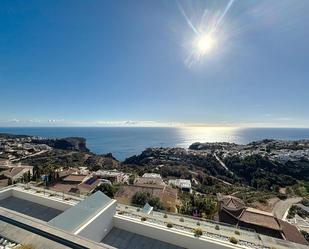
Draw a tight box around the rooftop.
[142,173,162,179]
[0,196,62,222]
[0,184,308,249]
[219,195,245,210]
[63,174,88,182]
[49,191,115,233]
[1,167,25,178]
[102,228,184,249]
[239,209,281,231]
[116,203,309,249]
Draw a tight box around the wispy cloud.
[0,118,308,128]
[0,119,183,127]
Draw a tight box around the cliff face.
[33,137,89,152]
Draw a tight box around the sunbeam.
[179,0,236,67]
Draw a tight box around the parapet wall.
[75,201,116,242]
[12,189,73,211]
[0,187,73,211]
[0,188,13,200]
[114,215,242,249]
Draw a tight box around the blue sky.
[0,0,309,127]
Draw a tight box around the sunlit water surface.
[1,127,309,160]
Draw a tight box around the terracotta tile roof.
[239,209,281,230]
[220,195,245,210]
[278,219,309,246]
[2,167,25,178]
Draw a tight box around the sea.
[0,127,309,161]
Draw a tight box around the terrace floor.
[0,197,63,222]
[102,228,185,249]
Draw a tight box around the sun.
[194,33,216,55]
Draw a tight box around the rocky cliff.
[32,137,89,152]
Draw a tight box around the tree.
[132,191,163,210]
[179,193,217,218]
[148,196,163,210]
[132,191,149,205]
[129,174,137,185]
[94,183,116,198]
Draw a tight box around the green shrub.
[132,191,163,210]
[215,225,220,230]
[167,222,173,228]
[136,208,140,212]
[229,237,238,244]
[193,227,203,237]
[164,214,168,218]
[141,216,147,221]
[235,230,240,235]
[196,221,200,226]
[179,217,184,222]
[277,193,287,200]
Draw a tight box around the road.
[11,149,50,162]
[213,153,233,175]
[272,197,302,219]
[188,170,232,186]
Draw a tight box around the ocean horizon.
[1,127,309,161]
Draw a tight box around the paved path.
[272,197,302,219]
[213,153,234,175]
[11,149,49,162]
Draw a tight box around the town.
[0,133,309,248]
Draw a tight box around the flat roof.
[142,173,162,179]
[0,207,111,249]
[0,197,62,222]
[102,228,184,249]
[0,220,70,249]
[63,175,87,182]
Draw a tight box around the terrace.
[0,196,62,221]
[102,228,184,249]
[0,184,307,249]
[116,204,308,249]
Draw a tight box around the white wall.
[114,215,243,249]
[12,189,73,211]
[0,188,12,200]
[76,201,116,242]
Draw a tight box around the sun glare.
[194,33,216,55]
[179,0,235,67]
